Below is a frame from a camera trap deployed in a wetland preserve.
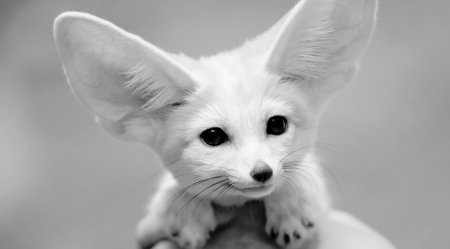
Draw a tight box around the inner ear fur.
[54,12,197,145]
[263,0,378,108]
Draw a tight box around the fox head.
[54,0,376,201]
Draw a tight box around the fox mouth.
[233,184,275,198]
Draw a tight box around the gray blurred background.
[0,0,449,248]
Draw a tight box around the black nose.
[250,163,273,183]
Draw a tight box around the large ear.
[54,12,197,145]
[264,0,378,108]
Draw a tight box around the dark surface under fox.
[143,201,316,249]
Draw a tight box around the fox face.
[160,63,316,200]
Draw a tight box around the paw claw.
[301,218,314,228]
[293,231,301,239]
[270,228,278,240]
[283,233,290,244]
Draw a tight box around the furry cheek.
[181,138,233,176]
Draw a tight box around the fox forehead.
[180,55,311,139]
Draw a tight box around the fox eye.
[267,116,287,135]
[200,127,228,146]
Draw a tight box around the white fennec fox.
[54,0,377,248]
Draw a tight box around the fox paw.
[265,200,316,249]
[167,208,216,249]
[137,201,216,249]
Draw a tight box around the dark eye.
[200,127,228,146]
[267,116,287,135]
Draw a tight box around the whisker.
[282,170,303,188]
[278,144,341,163]
[198,181,231,210]
[284,169,314,193]
[280,174,298,195]
[164,176,225,210]
[298,160,343,199]
[298,125,363,141]
[284,160,335,199]
[138,171,202,206]
[131,158,182,194]
[212,182,233,203]
[178,178,228,216]
[188,179,229,215]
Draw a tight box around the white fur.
[54,0,377,248]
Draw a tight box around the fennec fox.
[54,0,377,248]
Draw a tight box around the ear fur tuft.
[266,0,335,81]
[276,20,333,81]
[123,62,189,112]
